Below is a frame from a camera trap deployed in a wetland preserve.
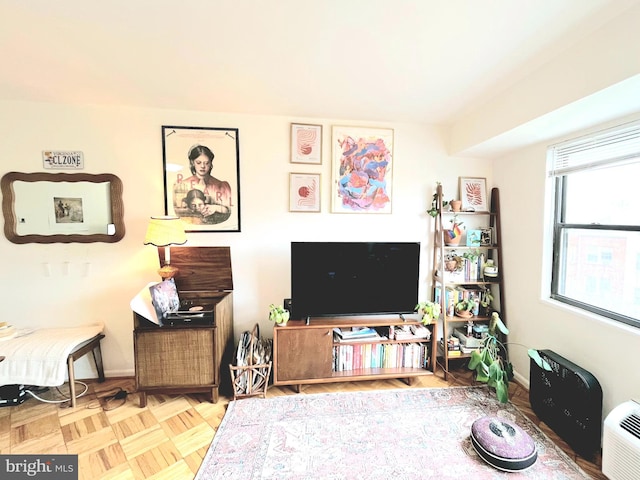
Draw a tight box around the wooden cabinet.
[273,317,435,392]
[133,247,235,407]
[431,185,506,378]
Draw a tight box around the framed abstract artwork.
[331,125,393,213]
[459,176,488,212]
[289,173,321,212]
[291,123,322,164]
[162,125,241,232]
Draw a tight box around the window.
[548,119,640,328]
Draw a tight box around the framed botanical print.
[289,173,321,212]
[291,123,322,164]
[331,125,393,213]
[162,125,241,232]
[459,176,488,212]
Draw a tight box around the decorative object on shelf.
[449,199,462,212]
[480,227,493,246]
[162,125,241,233]
[268,304,290,326]
[331,125,393,214]
[444,213,464,246]
[444,252,464,273]
[289,173,321,212]
[466,229,481,247]
[468,312,551,403]
[459,177,488,212]
[291,123,322,164]
[144,216,187,280]
[483,260,498,279]
[454,298,474,318]
[415,301,441,325]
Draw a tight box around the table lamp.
[144,216,187,279]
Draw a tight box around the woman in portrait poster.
[175,144,232,224]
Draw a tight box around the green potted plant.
[444,212,464,246]
[427,182,449,217]
[454,298,474,318]
[415,301,441,325]
[479,287,494,316]
[468,312,551,403]
[268,303,290,326]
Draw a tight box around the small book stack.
[0,321,16,340]
[440,336,461,356]
[333,327,382,343]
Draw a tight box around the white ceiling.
[1,0,638,133]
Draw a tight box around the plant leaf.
[528,349,553,371]
[495,379,509,403]
[488,360,501,380]
[476,370,489,383]
[468,350,482,370]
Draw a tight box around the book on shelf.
[460,345,481,354]
[333,326,379,339]
[333,341,430,372]
[334,333,386,343]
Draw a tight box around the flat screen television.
[290,241,420,319]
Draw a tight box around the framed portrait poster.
[291,123,322,164]
[162,126,240,232]
[459,176,488,212]
[289,173,321,212]
[331,125,393,213]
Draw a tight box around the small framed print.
[459,177,488,212]
[289,173,321,212]
[480,227,493,246]
[466,229,481,247]
[291,123,322,164]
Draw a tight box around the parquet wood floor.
[1,370,605,479]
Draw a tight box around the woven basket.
[229,324,272,400]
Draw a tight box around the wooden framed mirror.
[1,172,125,244]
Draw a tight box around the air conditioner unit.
[602,399,640,480]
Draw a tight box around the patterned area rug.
[196,386,590,479]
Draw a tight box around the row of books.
[440,338,481,357]
[333,342,430,372]
[434,285,483,317]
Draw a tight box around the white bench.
[0,324,105,407]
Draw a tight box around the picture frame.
[162,125,241,232]
[480,227,493,247]
[331,125,393,213]
[291,123,322,164]
[459,177,488,212]
[466,229,481,247]
[289,173,321,212]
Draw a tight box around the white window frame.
[547,119,640,329]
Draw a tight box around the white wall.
[493,115,640,418]
[0,100,491,379]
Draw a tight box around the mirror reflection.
[1,172,125,244]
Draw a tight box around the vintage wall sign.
[42,151,84,170]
